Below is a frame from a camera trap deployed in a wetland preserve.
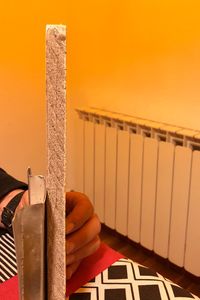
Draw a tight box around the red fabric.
[0,243,123,298]
[0,276,19,300]
[66,242,124,296]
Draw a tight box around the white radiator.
[73,107,200,277]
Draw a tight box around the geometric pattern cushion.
[69,259,199,300]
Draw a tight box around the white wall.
[1,0,200,185]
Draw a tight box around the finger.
[66,236,100,266]
[66,260,81,280]
[66,193,94,234]
[66,214,101,255]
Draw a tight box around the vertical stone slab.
[46,25,66,299]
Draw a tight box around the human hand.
[66,191,101,280]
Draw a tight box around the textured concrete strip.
[46,24,66,300]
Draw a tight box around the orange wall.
[0,0,200,181]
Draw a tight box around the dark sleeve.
[0,168,28,202]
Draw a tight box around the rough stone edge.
[46,24,66,300]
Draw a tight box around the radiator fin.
[116,130,130,236]
[140,138,158,250]
[84,121,95,204]
[154,142,174,258]
[94,123,106,222]
[128,134,143,243]
[184,151,200,276]
[169,146,192,267]
[105,127,117,229]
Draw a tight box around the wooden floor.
[100,224,200,297]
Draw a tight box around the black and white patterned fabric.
[0,230,199,300]
[0,231,18,283]
[69,259,199,300]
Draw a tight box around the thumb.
[66,193,93,234]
